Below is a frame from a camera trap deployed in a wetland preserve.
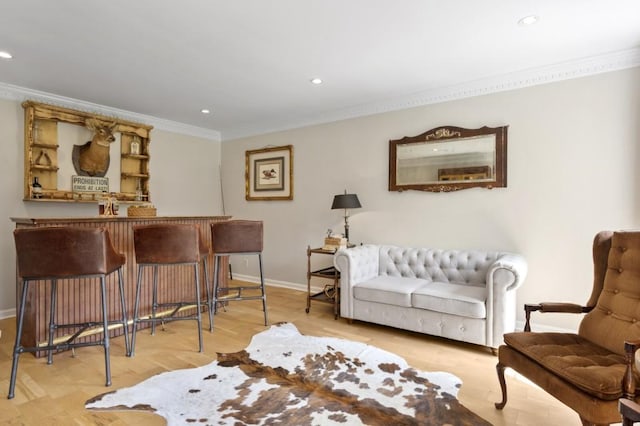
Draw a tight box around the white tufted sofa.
[334,244,527,350]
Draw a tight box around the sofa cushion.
[411,282,486,319]
[503,332,639,400]
[353,276,429,307]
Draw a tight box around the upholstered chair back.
[579,231,640,355]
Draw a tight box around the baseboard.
[0,307,16,320]
[231,273,323,294]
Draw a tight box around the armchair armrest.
[619,398,640,425]
[523,303,593,332]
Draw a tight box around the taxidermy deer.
[72,118,117,177]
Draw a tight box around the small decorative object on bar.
[127,204,157,217]
[389,125,508,192]
[245,145,293,201]
[31,176,42,199]
[98,191,112,216]
[331,190,362,244]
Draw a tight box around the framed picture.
[245,145,293,201]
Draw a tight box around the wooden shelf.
[30,165,59,172]
[23,101,153,203]
[121,172,149,179]
[31,143,59,149]
[121,153,149,160]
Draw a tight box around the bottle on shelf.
[31,176,43,199]
[130,136,141,155]
[135,178,143,201]
[110,192,119,216]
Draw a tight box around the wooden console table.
[11,215,230,355]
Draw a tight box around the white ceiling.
[1,0,639,140]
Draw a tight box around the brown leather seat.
[130,224,209,355]
[9,226,129,399]
[495,230,640,425]
[210,220,267,329]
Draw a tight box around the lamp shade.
[331,193,361,210]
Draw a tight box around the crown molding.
[0,82,221,141]
[2,48,638,142]
[223,48,640,140]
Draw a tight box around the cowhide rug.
[86,323,490,425]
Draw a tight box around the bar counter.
[11,215,230,355]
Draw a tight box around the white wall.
[221,67,640,331]
[0,98,223,316]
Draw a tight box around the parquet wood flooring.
[0,283,583,425]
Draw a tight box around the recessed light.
[0,51,13,59]
[201,109,211,114]
[518,15,539,26]
[310,78,323,85]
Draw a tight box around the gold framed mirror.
[389,125,508,192]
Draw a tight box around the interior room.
[1,1,639,425]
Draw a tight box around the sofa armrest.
[489,254,528,292]
[334,244,380,318]
[486,253,528,348]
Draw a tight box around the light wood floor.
[0,284,583,425]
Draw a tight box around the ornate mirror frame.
[389,125,508,192]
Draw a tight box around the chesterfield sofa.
[334,244,527,351]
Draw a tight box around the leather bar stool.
[130,224,209,355]
[210,220,267,329]
[9,227,129,399]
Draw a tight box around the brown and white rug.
[86,322,490,425]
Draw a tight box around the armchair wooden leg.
[495,362,508,409]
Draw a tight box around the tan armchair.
[495,230,640,426]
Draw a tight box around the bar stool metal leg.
[151,265,159,334]
[130,265,144,357]
[100,276,112,387]
[258,254,268,326]
[8,281,29,399]
[194,263,203,352]
[203,257,214,332]
[117,267,130,356]
[47,279,57,365]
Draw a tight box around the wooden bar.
[11,216,230,356]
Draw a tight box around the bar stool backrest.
[133,224,201,264]
[211,220,263,254]
[14,227,123,279]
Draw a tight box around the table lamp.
[331,190,361,243]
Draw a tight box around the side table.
[306,246,340,319]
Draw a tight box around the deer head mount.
[72,118,118,177]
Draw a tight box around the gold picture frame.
[245,145,293,201]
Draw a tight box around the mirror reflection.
[389,126,507,192]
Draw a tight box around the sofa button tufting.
[607,311,612,315]
[614,289,620,294]
[618,268,624,273]
[633,318,637,323]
